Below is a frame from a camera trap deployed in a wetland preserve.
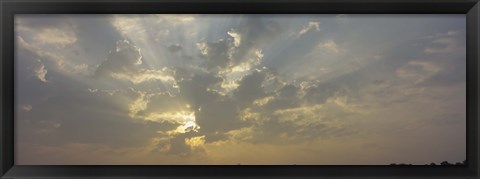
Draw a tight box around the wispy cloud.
[34,60,48,82]
[291,21,320,38]
[318,40,344,54]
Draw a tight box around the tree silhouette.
[389,160,466,166]
[440,161,452,165]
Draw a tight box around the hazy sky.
[15,14,466,165]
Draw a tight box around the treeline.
[390,160,466,166]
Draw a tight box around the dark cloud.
[16,15,75,29]
[245,116,356,145]
[228,17,282,64]
[303,82,341,104]
[163,132,202,156]
[17,89,175,148]
[138,93,188,118]
[198,39,230,71]
[167,44,182,53]
[175,73,247,142]
[263,84,301,111]
[94,40,142,78]
[196,17,283,74]
[233,70,267,106]
[233,17,282,47]
[93,40,177,86]
[195,98,245,141]
[177,72,223,108]
[278,84,298,99]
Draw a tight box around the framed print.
[1,0,479,178]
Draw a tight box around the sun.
[175,120,200,133]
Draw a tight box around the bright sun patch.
[175,120,200,133]
[185,135,206,148]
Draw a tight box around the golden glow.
[227,31,242,47]
[111,70,175,84]
[128,92,148,118]
[34,28,78,47]
[220,80,240,91]
[273,104,323,125]
[240,108,261,121]
[252,96,274,106]
[227,127,253,141]
[144,111,195,123]
[185,135,206,148]
[328,96,367,114]
[318,40,343,54]
[196,42,208,55]
[145,111,200,134]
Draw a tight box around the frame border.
[1,0,479,178]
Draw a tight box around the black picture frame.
[1,0,479,178]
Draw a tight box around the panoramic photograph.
[15,14,466,165]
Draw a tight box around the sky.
[15,14,466,165]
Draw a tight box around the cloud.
[16,36,73,76]
[94,40,177,85]
[291,21,320,38]
[16,15,78,49]
[34,60,48,82]
[302,82,342,104]
[159,15,195,25]
[242,110,357,145]
[185,135,206,148]
[15,15,467,164]
[424,39,456,54]
[167,44,182,53]
[423,31,462,54]
[128,91,150,118]
[165,133,196,155]
[271,94,361,134]
[222,17,281,66]
[193,17,282,96]
[227,30,242,47]
[21,104,33,112]
[117,69,247,145]
[318,40,344,54]
[16,31,88,78]
[197,39,231,70]
[217,50,265,93]
[162,132,207,157]
[15,17,89,85]
[175,73,246,141]
[234,17,282,46]
[143,111,196,127]
[396,60,442,84]
[111,69,176,84]
[177,72,223,104]
[94,40,142,77]
[261,84,301,111]
[110,15,147,41]
[230,75,365,144]
[33,28,77,48]
[16,87,177,150]
[37,120,62,133]
[109,14,198,53]
[233,70,268,106]
[336,14,349,24]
